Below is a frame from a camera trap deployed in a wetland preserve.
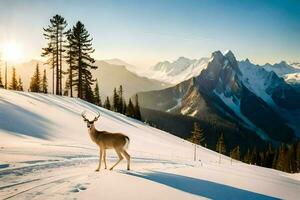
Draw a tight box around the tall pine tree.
[64,29,76,97]
[69,21,97,100]
[42,15,67,95]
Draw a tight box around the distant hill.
[6,59,170,99]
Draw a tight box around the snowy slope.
[0,89,299,200]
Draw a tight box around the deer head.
[81,111,100,128]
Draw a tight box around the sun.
[1,42,21,63]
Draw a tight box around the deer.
[81,111,131,171]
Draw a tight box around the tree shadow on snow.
[121,170,279,200]
[0,98,54,139]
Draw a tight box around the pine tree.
[69,21,97,100]
[42,69,48,93]
[104,96,111,110]
[9,67,18,90]
[42,14,67,95]
[296,140,300,172]
[113,87,119,112]
[216,133,226,163]
[0,66,3,88]
[189,122,205,161]
[64,29,76,97]
[94,80,101,106]
[118,85,123,113]
[17,76,23,91]
[276,144,288,172]
[134,94,141,120]
[243,149,251,164]
[189,122,205,145]
[230,146,240,161]
[126,98,135,118]
[122,100,127,114]
[84,83,94,103]
[250,148,258,165]
[30,64,42,92]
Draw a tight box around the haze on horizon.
[0,0,299,68]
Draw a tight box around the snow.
[239,60,276,107]
[144,57,209,84]
[215,91,270,141]
[0,89,299,200]
[284,72,300,84]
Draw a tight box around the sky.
[0,0,299,67]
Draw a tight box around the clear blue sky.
[0,0,299,67]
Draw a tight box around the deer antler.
[93,112,100,122]
[81,111,89,121]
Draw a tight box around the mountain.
[0,89,299,200]
[263,61,300,77]
[143,56,300,88]
[94,60,170,98]
[138,51,300,143]
[103,58,137,72]
[144,57,209,84]
[9,59,170,98]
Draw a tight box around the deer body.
[82,112,130,171]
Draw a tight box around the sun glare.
[1,42,21,63]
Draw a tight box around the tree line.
[0,66,23,91]
[188,122,300,173]
[102,85,141,120]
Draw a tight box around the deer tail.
[124,136,130,149]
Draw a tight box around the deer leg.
[110,148,123,170]
[96,148,103,172]
[103,149,107,169]
[121,149,131,170]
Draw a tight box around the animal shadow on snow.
[122,170,279,200]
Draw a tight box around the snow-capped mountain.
[138,51,300,143]
[144,57,209,84]
[143,55,300,87]
[263,61,300,77]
